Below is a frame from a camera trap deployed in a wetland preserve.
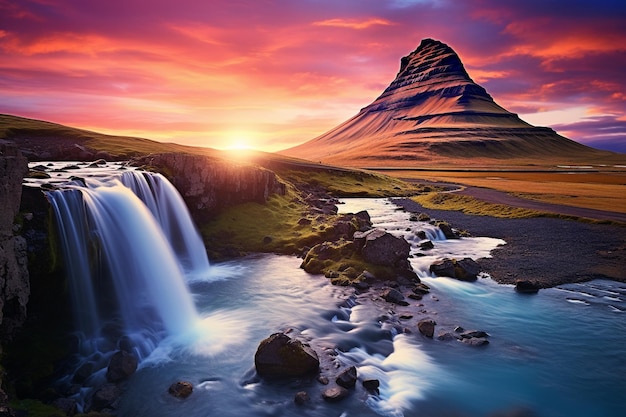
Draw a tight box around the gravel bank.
[395,198,626,288]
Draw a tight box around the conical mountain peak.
[281,38,611,167]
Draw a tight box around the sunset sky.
[1,0,625,152]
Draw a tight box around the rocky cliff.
[134,153,286,223]
[281,38,620,167]
[0,141,29,339]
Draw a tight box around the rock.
[460,330,489,339]
[437,332,460,341]
[454,258,481,281]
[381,288,408,306]
[168,381,193,399]
[515,280,540,294]
[418,319,436,338]
[353,210,372,231]
[0,142,30,338]
[254,333,319,377]
[294,391,310,405]
[419,240,434,250]
[458,330,490,346]
[132,153,286,223]
[430,258,480,281]
[52,398,77,416]
[91,383,121,411]
[412,282,430,295]
[429,258,456,277]
[416,230,427,240]
[417,213,431,221]
[322,386,349,402]
[461,337,490,346]
[355,228,411,266]
[336,366,357,389]
[437,222,458,239]
[362,379,380,393]
[73,362,94,383]
[106,350,138,382]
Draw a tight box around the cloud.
[312,18,394,30]
[0,0,625,151]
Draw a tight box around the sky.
[1,0,625,153]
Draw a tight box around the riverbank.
[395,198,626,288]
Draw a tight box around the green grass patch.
[203,184,324,258]
[280,169,425,197]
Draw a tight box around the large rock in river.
[254,333,319,377]
[354,228,410,267]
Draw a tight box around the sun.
[221,131,258,151]
[228,139,253,150]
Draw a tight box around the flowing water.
[40,163,626,417]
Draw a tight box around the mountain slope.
[281,38,622,167]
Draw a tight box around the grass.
[0,113,214,159]
[412,192,545,218]
[279,168,426,197]
[202,169,426,259]
[382,169,626,214]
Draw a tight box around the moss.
[301,240,397,283]
[10,399,65,417]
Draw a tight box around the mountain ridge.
[280,38,623,167]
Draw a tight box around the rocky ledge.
[133,152,286,223]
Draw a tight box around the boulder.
[336,366,357,389]
[91,383,121,411]
[106,350,138,382]
[437,222,458,239]
[294,391,310,405]
[459,330,490,346]
[322,386,349,402]
[419,240,434,250]
[418,319,436,338]
[412,282,431,295]
[454,258,481,281]
[429,259,456,277]
[515,280,540,294]
[381,288,408,306]
[254,333,319,377]
[362,379,380,393]
[168,381,193,399]
[355,228,410,267]
[430,258,480,281]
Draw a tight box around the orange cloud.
[312,18,394,30]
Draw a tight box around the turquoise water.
[114,198,626,417]
[43,167,624,417]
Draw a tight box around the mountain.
[281,38,622,167]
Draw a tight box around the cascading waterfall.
[47,171,207,361]
[119,171,210,274]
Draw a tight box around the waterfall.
[47,171,205,359]
[119,171,210,274]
